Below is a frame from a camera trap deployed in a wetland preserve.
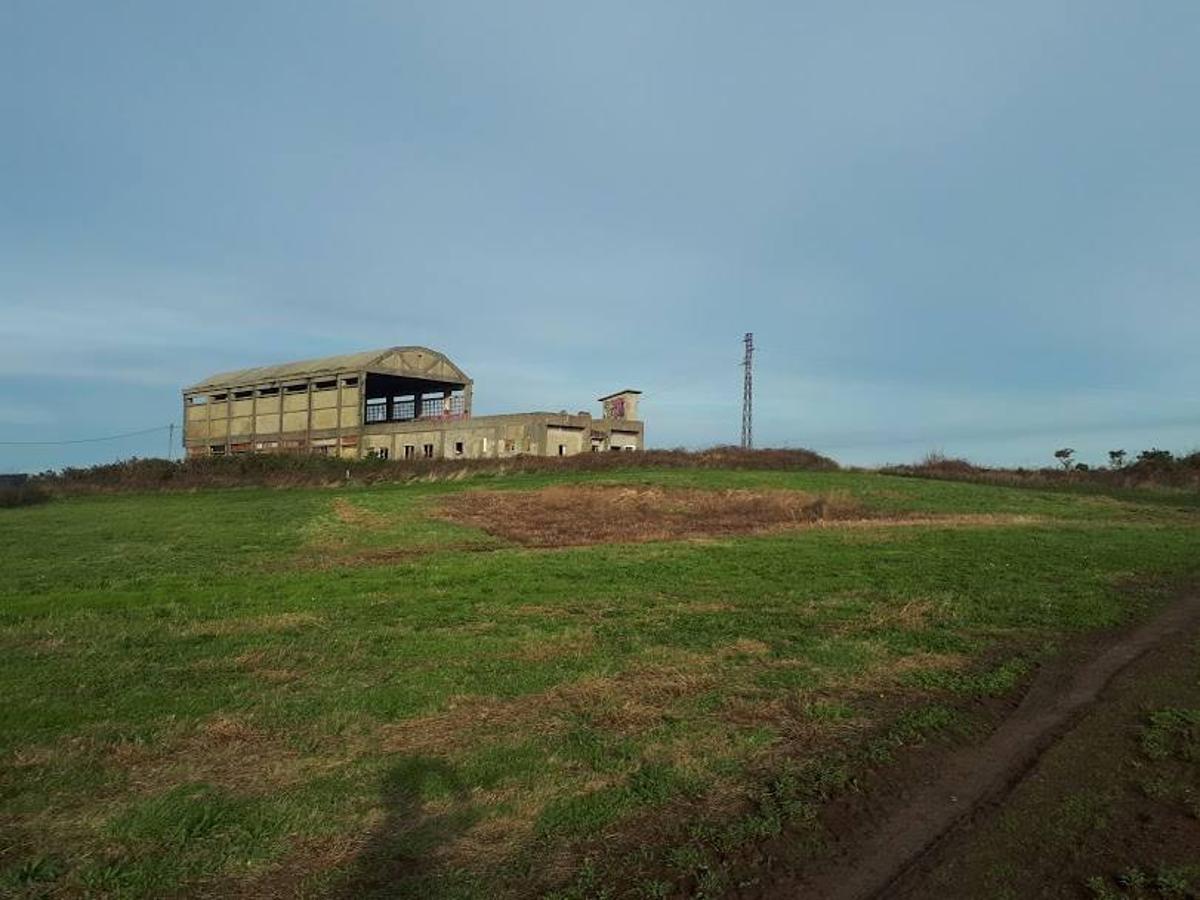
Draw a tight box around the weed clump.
[30,446,837,495]
[0,483,51,508]
[884,449,1200,492]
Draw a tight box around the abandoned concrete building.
[182,346,643,460]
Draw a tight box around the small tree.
[1108,449,1127,469]
[1054,448,1075,470]
[1137,448,1174,466]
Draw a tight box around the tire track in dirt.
[766,593,1200,900]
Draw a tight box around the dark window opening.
[403,444,415,460]
[421,393,445,417]
[342,376,359,387]
[313,379,337,391]
[284,383,307,394]
[558,444,566,456]
[369,446,389,460]
[454,441,464,456]
[365,398,387,423]
[232,390,253,400]
[211,393,228,402]
[258,387,279,396]
[210,444,226,455]
[392,396,415,421]
[423,443,435,459]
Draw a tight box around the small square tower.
[598,389,641,422]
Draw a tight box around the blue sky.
[2,1,1198,472]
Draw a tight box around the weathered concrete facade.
[182,346,643,459]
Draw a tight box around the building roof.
[184,346,471,393]
[597,389,642,401]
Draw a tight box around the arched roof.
[184,346,471,393]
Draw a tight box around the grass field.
[2,467,1199,898]
[898,620,1200,899]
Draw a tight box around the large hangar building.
[182,346,643,460]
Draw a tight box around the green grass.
[2,468,1199,897]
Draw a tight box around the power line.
[0,424,175,447]
[740,332,754,450]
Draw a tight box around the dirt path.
[764,594,1200,900]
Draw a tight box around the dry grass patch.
[378,658,721,755]
[220,833,362,899]
[438,485,1043,547]
[94,715,341,798]
[828,599,940,635]
[724,638,772,657]
[508,629,596,662]
[331,497,390,528]
[234,650,303,683]
[179,612,324,638]
[438,485,865,547]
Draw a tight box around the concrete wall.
[185,366,643,460]
[356,413,642,460]
[183,374,366,456]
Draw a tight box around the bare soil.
[436,485,1034,547]
[749,593,1200,900]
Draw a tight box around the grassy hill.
[2,465,1199,897]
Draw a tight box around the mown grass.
[2,468,1199,898]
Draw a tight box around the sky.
[2,1,1198,472]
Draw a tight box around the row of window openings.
[193,377,359,404]
[364,393,464,423]
[217,438,635,458]
[369,443,447,461]
[211,436,358,455]
[367,440,634,460]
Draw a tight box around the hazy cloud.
[1,1,1197,471]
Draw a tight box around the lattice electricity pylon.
[741,332,754,450]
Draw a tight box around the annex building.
[182,346,643,460]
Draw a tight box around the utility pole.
[167,423,175,461]
[741,332,754,450]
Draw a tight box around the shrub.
[31,447,839,495]
[0,484,51,508]
[884,447,1200,491]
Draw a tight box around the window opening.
[392,396,416,420]
[421,393,444,417]
[365,397,388,423]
